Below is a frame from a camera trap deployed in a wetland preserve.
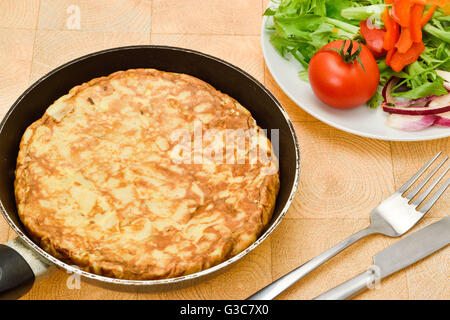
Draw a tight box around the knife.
[314,216,450,300]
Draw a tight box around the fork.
[248,152,449,300]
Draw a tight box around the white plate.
[261,15,450,141]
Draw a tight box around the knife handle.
[313,269,377,300]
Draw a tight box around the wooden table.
[0,0,448,300]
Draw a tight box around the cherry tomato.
[308,40,380,109]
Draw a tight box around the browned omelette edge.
[14,69,280,280]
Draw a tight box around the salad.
[264,0,450,131]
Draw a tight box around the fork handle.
[247,227,375,300]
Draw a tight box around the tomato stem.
[323,40,366,72]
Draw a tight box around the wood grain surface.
[0,0,448,300]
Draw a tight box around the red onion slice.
[386,114,437,131]
[435,111,450,127]
[382,73,450,131]
[428,93,450,109]
[382,104,450,115]
[436,70,450,91]
[382,77,437,107]
[382,77,397,104]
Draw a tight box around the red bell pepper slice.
[410,4,424,42]
[385,47,397,66]
[382,7,400,51]
[396,27,413,53]
[421,4,437,26]
[391,0,412,27]
[390,42,425,72]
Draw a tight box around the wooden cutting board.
[0,0,448,300]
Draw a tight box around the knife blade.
[374,215,450,279]
[314,216,450,300]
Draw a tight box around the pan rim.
[0,45,300,286]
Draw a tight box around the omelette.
[14,69,279,280]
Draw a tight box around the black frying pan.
[0,46,300,299]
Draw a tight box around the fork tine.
[419,178,450,214]
[405,157,448,200]
[397,152,442,194]
[412,166,450,206]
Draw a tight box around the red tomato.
[308,40,380,109]
[359,19,387,58]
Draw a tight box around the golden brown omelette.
[15,69,279,280]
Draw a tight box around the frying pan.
[0,46,300,299]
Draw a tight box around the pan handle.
[0,237,54,299]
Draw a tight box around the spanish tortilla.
[15,69,279,280]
